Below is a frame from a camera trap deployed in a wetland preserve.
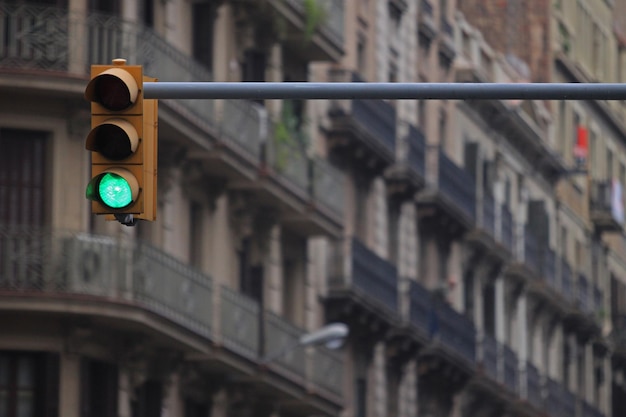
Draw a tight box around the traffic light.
[84,59,158,225]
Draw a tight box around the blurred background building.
[0,0,625,417]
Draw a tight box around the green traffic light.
[98,173,133,208]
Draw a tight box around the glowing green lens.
[98,173,133,208]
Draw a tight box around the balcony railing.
[577,272,590,313]
[0,5,344,225]
[546,378,576,417]
[330,238,398,314]
[525,361,543,409]
[482,193,496,237]
[502,345,518,393]
[328,70,397,162]
[581,401,605,417]
[613,314,626,350]
[281,0,345,48]
[438,151,476,222]
[590,180,624,231]
[351,98,396,157]
[543,249,558,289]
[0,228,341,397]
[409,279,432,336]
[523,226,540,274]
[421,0,434,16]
[432,301,476,364]
[407,124,426,179]
[480,333,498,379]
[440,16,454,37]
[593,285,603,312]
[561,259,574,303]
[500,204,514,253]
[311,157,345,219]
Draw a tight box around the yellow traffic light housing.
[85,59,158,225]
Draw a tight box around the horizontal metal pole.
[143,82,626,100]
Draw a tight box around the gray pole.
[143,82,626,100]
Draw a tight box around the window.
[354,175,369,241]
[192,3,216,73]
[0,129,47,226]
[589,130,596,177]
[141,0,154,27]
[89,0,119,14]
[189,201,204,269]
[572,112,580,163]
[482,282,495,336]
[80,359,118,417]
[0,351,59,417]
[357,35,367,74]
[607,148,614,179]
[438,109,447,149]
[418,99,427,132]
[239,238,264,304]
[132,380,162,417]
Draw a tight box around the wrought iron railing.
[409,279,432,335]
[581,401,605,417]
[328,70,396,161]
[311,156,345,220]
[561,259,574,303]
[421,0,434,17]
[311,342,343,394]
[265,311,306,378]
[500,204,514,253]
[523,226,540,274]
[544,249,558,289]
[440,16,454,37]
[281,0,345,48]
[593,284,603,312]
[482,193,496,237]
[222,99,265,161]
[502,345,518,393]
[525,361,542,409]
[270,139,310,199]
[480,333,498,379]
[438,151,476,222]
[0,228,341,395]
[220,285,260,359]
[328,238,398,314]
[407,124,426,179]
[577,272,590,313]
[350,237,399,313]
[433,301,476,364]
[0,4,344,222]
[546,378,575,417]
[351,97,397,158]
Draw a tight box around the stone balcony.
[0,227,343,413]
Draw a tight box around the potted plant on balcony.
[273,100,309,173]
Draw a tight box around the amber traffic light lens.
[94,74,132,111]
[91,124,133,160]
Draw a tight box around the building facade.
[0,1,624,417]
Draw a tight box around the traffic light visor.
[86,118,140,161]
[86,168,140,209]
[85,68,139,111]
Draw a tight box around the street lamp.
[261,322,349,365]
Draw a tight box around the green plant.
[273,100,309,172]
[303,0,327,42]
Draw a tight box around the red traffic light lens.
[93,74,133,111]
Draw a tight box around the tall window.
[357,35,367,75]
[192,3,215,73]
[0,351,59,417]
[80,359,118,417]
[0,129,47,226]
